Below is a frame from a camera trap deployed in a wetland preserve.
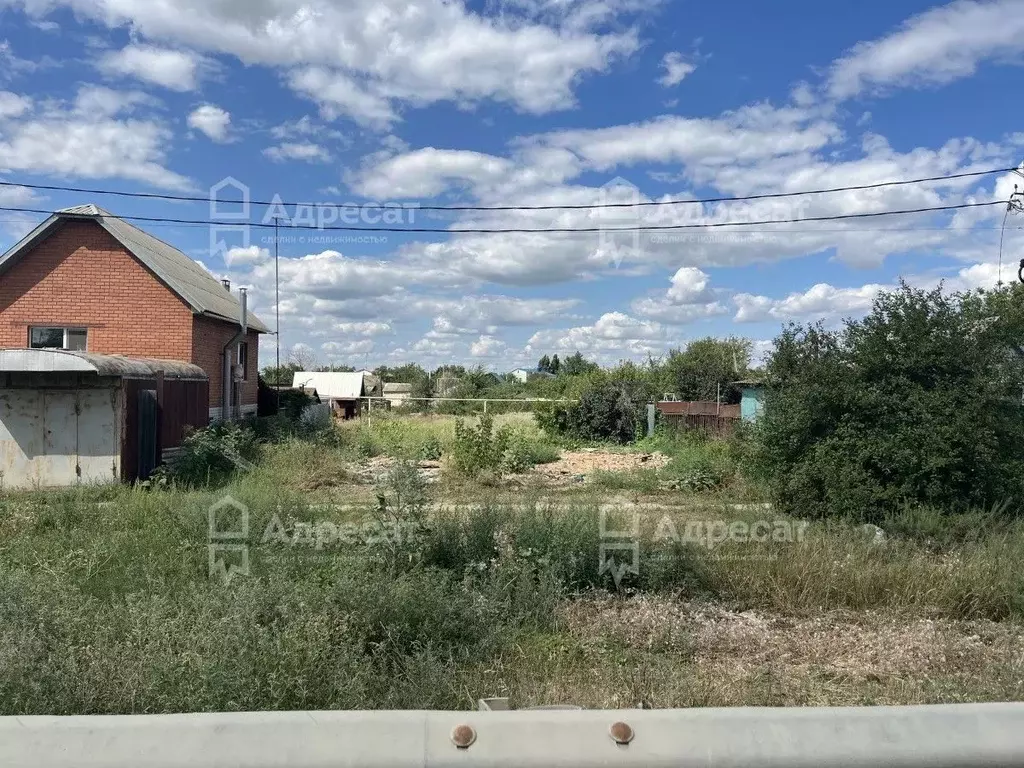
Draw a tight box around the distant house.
[290,370,382,419]
[383,382,413,407]
[734,379,766,422]
[0,204,269,421]
[509,367,555,383]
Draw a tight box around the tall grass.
[2,463,1023,714]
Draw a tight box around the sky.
[0,0,1023,372]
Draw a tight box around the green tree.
[374,364,428,383]
[561,351,599,377]
[536,362,658,444]
[661,337,752,402]
[538,355,552,374]
[550,354,561,375]
[755,281,1024,522]
[261,362,303,387]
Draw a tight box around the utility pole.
[1002,170,1024,285]
[274,217,281,408]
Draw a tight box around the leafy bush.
[590,468,661,493]
[536,366,656,444]
[298,403,333,435]
[156,422,260,487]
[276,388,316,420]
[356,430,380,459]
[450,415,511,477]
[371,461,430,575]
[418,435,443,461]
[499,432,534,475]
[755,282,1024,522]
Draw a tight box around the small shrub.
[356,430,380,459]
[157,422,259,488]
[499,432,535,475]
[418,435,443,462]
[590,469,661,493]
[298,404,333,435]
[371,462,430,575]
[536,371,656,444]
[450,415,511,477]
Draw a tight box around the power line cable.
[0,200,1005,235]
[0,166,1014,212]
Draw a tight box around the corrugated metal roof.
[0,205,269,332]
[0,349,208,379]
[383,382,413,393]
[291,371,368,400]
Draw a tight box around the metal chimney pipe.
[220,287,248,422]
[221,279,231,291]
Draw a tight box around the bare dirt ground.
[348,449,671,489]
[532,450,670,480]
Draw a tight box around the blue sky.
[0,0,1022,371]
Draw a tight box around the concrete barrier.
[3,703,1024,767]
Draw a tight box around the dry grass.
[475,594,1024,709]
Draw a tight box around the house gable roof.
[0,204,269,333]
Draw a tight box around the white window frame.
[29,326,88,351]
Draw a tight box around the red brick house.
[0,204,268,420]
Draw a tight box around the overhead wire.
[0,166,1014,212]
[0,200,1006,235]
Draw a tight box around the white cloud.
[97,44,206,91]
[666,266,713,303]
[288,68,397,128]
[331,321,393,336]
[73,85,157,116]
[0,91,30,118]
[470,335,507,357]
[249,249,463,303]
[18,0,640,128]
[263,142,332,163]
[733,282,888,323]
[0,85,188,189]
[658,51,695,87]
[828,0,1024,100]
[528,311,667,357]
[632,267,727,324]
[270,115,346,143]
[538,106,843,171]
[225,245,270,267]
[187,104,230,142]
[349,147,514,198]
[322,339,375,357]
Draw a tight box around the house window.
[236,342,248,381]
[29,327,87,351]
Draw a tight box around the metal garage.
[0,349,209,489]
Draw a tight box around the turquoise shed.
[733,379,765,422]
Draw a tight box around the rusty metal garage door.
[0,388,120,489]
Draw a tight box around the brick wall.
[0,220,193,358]
[0,219,260,409]
[192,317,259,408]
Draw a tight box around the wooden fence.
[656,401,739,438]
